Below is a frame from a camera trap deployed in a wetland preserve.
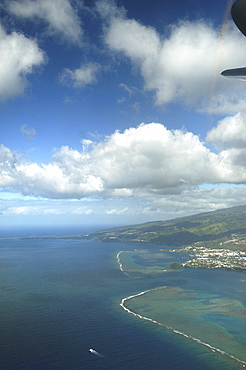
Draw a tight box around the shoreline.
[117,251,246,368]
[120,288,246,368]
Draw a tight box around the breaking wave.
[120,287,246,368]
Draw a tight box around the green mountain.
[90,205,246,247]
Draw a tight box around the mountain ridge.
[90,204,246,247]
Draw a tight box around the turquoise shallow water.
[0,230,245,369]
[202,314,246,347]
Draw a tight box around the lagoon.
[0,229,245,369]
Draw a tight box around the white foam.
[120,287,246,368]
[116,251,131,277]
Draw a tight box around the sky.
[1,0,246,228]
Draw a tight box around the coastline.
[120,288,246,368]
[117,250,246,368]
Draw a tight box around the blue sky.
[1,0,246,228]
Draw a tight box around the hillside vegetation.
[90,205,246,250]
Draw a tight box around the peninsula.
[90,205,246,272]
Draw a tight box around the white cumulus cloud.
[207,112,246,169]
[0,25,45,100]
[1,122,246,199]
[101,6,246,113]
[8,0,83,44]
[207,112,246,149]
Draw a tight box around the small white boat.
[89,348,104,358]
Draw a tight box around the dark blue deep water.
[0,227,245,369]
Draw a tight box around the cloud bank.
[1,186,246,224]
[1,122,246,199]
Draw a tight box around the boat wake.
[89,348,105,358]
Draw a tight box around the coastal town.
[170,234,246,271]
[88,205,246,273]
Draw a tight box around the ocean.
[0,226,245,369]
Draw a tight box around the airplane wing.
[221,67,246,80]
[221,0,246,79]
